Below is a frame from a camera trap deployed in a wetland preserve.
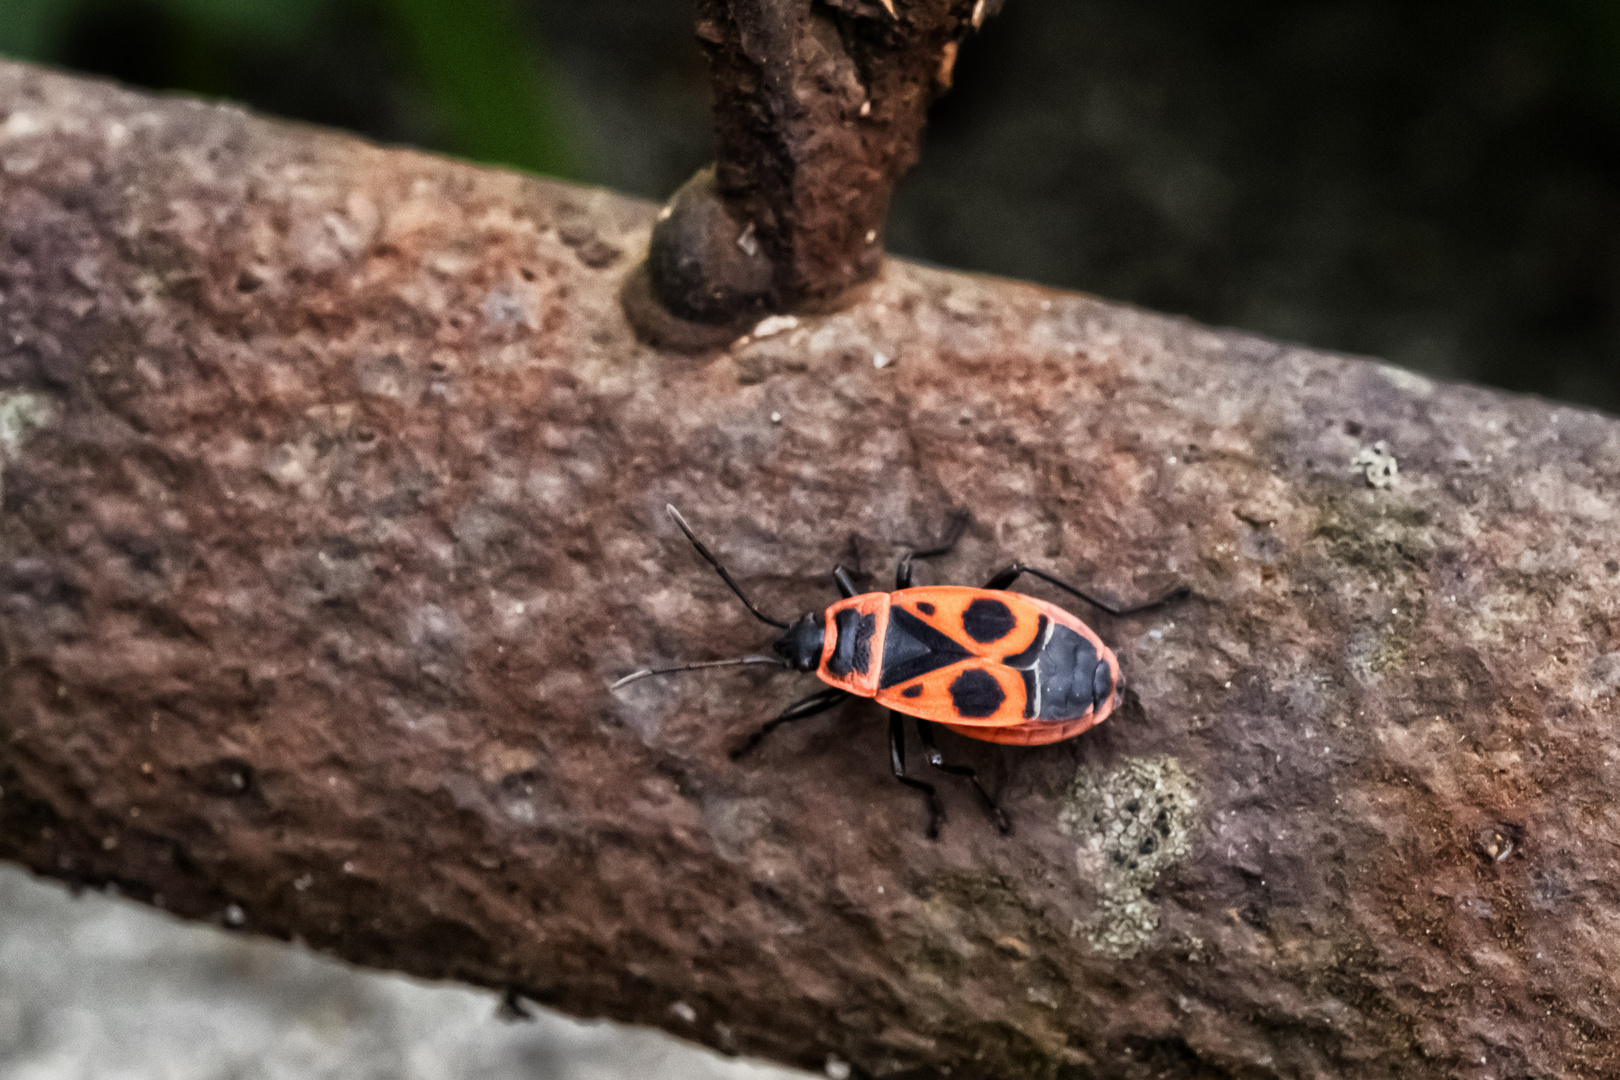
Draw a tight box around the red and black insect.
[613,506,1187,837]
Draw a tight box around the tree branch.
[626,0,995,346]
[1,61,1618,1079]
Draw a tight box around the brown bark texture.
[672,0,983,314]
[1,61,1619,1080]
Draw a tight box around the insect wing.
[887,586,1047,659]
[878,587,1122,743]
[876,657,1029,726]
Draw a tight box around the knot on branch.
[625,0,1000,348]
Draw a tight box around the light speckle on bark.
[0,391,52,454]
[0,390,52,503]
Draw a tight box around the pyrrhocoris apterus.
[614,506,1187,837]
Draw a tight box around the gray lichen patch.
[1059,756,1198,958]
[1350,440,1399,488]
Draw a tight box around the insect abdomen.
[1027,622,1111,721]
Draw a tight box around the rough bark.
[628,0,992,343]
[2,61,1619,1080]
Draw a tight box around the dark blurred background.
[4,0,1620,412]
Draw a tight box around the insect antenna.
[666,504,790,629]
[1018,565,1190,617]
[610,655,786,691]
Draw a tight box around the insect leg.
[982,562,1190,616]
[896,509,971,589]
[915,718,1011,834]
[833,565,859,599]
[730,687,849,760]
[889,709,944,840]
[982,563,1024,591]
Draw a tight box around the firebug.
[613,506,1187,837]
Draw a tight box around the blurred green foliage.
[0,0,579,178]
[385,0,575,175]
[0,0,75,58]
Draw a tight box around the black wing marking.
[827,608,878,677]
[1000,615,1052,719]
[878,606,972,689]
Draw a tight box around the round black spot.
[901,685,923,699]
[915,601,936,615]
[962,598,1016,643]
[949,668,1006,718]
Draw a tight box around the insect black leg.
[730,687,849,760]
[982,563,1024,591]
[895,557,913,591]
[833,565,859,599]
[915,718,1011,835]
[982,562,1190,616]
[896,509,971,590]
[889,709,944,840]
